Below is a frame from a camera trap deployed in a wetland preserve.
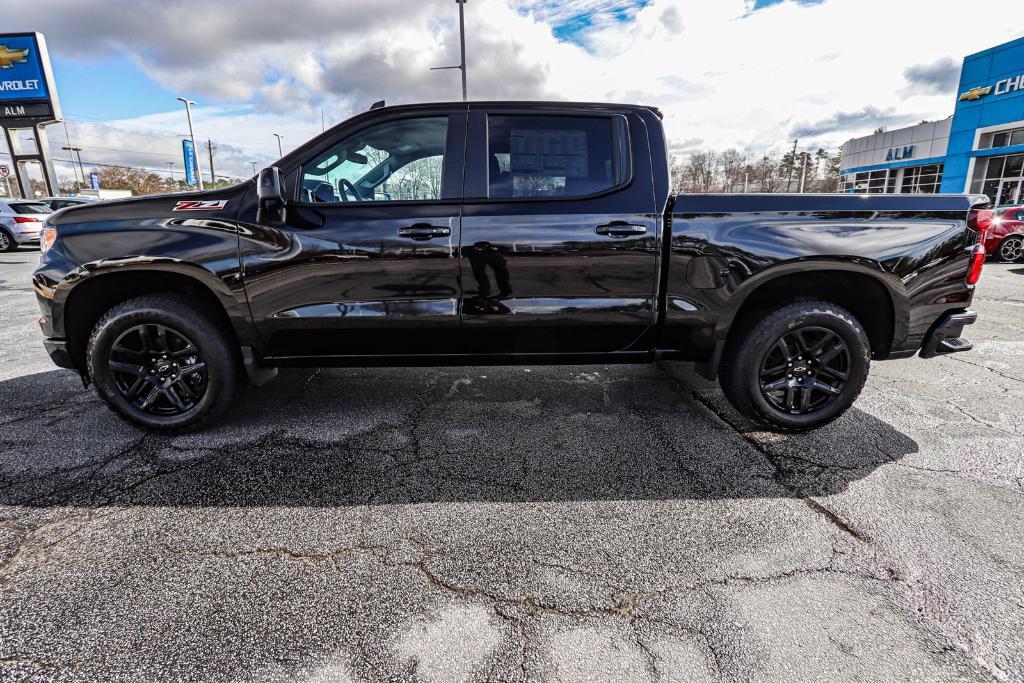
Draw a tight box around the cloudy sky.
[4,0,1024,182]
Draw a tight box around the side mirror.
[257,166,287,225]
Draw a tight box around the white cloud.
[6,0,1024,180]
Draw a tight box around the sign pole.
[177,97,204,190]
[0,32,63,198]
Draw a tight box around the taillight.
[968,208,994,236]
[966,244,985,285]
[13,216,39,224]
[40,226,57,254]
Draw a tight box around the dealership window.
[901,164,944,194]
[487,115,618,198]
[970,153,1024,206]
[979,126,1024,150]
[841,168,899,194]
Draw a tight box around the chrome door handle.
[398,224,451,241]
[596,222,647,237]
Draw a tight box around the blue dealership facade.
[840,36,1024,205]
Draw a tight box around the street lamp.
[273,133,284,158]
[430,0,468,101]
[176,96,204,190]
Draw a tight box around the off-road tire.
[719,300,871,432]
[86,294,241,431]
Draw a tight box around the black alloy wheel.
[997,236,1024,262]
[719,300,870,432]
[87,294,241,430]
[109,323,208,416]
[758,326,850,415]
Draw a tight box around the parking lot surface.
[1,247,1022,682]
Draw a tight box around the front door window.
[300,117,448,203]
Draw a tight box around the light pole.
[250,161,258,176]
[273,133,284,158]
[176,96,204,190]
[430,0,468,101]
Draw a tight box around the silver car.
[0,199,53,252]
[36,196,99,211]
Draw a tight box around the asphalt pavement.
[1,246,1022,682]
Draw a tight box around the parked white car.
[0,199,53,252]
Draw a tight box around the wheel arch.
[58,263,252,373]
[723,261,905,358]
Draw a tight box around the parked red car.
[987,206,1024,262]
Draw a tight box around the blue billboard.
[0,34,51,102]
[182,139,198,186]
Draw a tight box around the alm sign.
[885,145,915,162]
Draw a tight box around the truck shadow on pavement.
[0,364,918,509]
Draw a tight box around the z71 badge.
[172,200,228,211]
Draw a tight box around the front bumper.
[42,338,76,370]
[919,310,977,359]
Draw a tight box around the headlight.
[40,226,57,255]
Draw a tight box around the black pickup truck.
[33,101,990,431]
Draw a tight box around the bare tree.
[720,149,746,192]
[683,151,721,192]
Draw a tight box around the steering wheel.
[339,179,362,202]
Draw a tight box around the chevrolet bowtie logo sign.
[0,45,30,69]
[958,86,992,102]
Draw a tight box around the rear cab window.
[486,114,628,199]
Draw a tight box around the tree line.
[669,148,842,194]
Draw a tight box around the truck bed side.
[663,193,987,361]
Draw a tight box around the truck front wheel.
[719,301,870,432]
[86,294,241,431]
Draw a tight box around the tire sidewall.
[88,300,233,430]
[0,229,14,252]
[739,306,870,431]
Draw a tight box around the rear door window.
[486,115,622,199]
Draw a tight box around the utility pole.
[61,120,81,189]
[250,161,258,176]
[744,172,749,194]
[786,139,798,192]
[207,139,216,187]
[176,97,204,190]
[321,109,326,133]
[61,146,83,191]
[273,133,284,158]
[61,146,86,190]
[430,0,469,101]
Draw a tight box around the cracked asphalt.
[2,247,1023,682]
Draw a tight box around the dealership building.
[840,35,1024,205]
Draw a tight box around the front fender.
[39,217,257,348]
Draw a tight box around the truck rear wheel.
[86,294,241,431]
[719,301,870,432]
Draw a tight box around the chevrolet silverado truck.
[33,101,990,431]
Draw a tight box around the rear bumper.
[42,338,76,370]
[919,310,977,359]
